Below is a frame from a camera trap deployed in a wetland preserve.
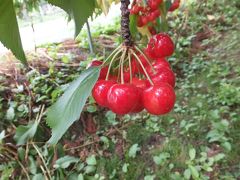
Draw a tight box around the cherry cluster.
[130,0,181,35]
[89,33,176,116]
[130,0,162,28]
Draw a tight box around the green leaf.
[5,106,15,121]
[213,153,225,162]
[84,165,96,174]
[144,175,156,180]
[86,155,97,166]
[189,148,196,160]
[0,0,26,64]
[0,130,5,143]
[48,0,96,37]
[165,0,173,11]
[122,163,129,173]
[189,165,199,179]
[128,144,140,158]
[46,67,100,144]
[29,156,37,174]
[153,152,171,166]
[78,174,84,180]
[14,121,39,145]
[54,155,79,169]
[32,174,44,180]
[184,169,191,180]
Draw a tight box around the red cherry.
[147,67,176,87]
[156,0,163,4]
[148,0,159,10]
[146,58,171,76]
[137,16,144,27]
[169,0,180,12]
[148,26,157,35]
[153,9,161,18]
[108,76,118,82]
[147,13,154,22]
[143,83,176,115]
[87,60,102,68]
[92,80,115,107]
[132,54,149,74]
[144,48,155,60]
[131,78,147,113]
[132,78,147,90]
[146,38,158,59]
[87,60,109,80]
[131,5,141,14]
[147,33,175,58]
[107,84,140,115]
[99,67,109,79]
[141,16,149,26]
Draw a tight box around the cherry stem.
[128,52,133,83]
[102,45,122,67]
[134,45,156,74]
[120,48,127,84]
[106,48,123,80]
[131,50,154,85]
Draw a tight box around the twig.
[32,142,52,180]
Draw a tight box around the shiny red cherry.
[148,26,157,35]
[131,5,141,14]
[87,60,102,68]
[123,60,138,82]
[146,58,171,76]
[148,67,175,87]
[143,83,176,115]
[88,60,109,79]
[131,78,147,113]
[92,80,115,107]
[131,78,147,89]
[169,0,180,12]
[147,33,175,58]
[107,84,140,115]
[132,54,149,74]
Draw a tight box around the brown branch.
[121,0,133,47]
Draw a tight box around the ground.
[0,0,240,179]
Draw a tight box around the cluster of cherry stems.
[90,33,176,116]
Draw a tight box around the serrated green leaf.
[47,67,100,144]
[0,0,26,64]
[14,121,39,145]
[48,0,96,37]
[54,155,79,169]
